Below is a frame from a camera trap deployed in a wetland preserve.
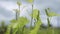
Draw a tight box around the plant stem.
[18,4,20,34]
[45,9,51,34]
[16,10,18,20]
[30,4,33,29]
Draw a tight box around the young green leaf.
[12,17,29,34]
[29,10,42,34]
[45,8,60,17]
[30,9,39,19]
[29,19,42,34]
[48,12,60,17]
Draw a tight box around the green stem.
[30,4,33,29]
[47,17,50,28]
[18,5,20,34]
[16,11,18,20]
[45,9,50,28]
[45,9,51,34]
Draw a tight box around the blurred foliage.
[17,1,21,6]
[45,8,60,17]
[26,0,34,3]
[0,1,60,34]
[0,21,7,34]
[29,9,42,34]
[10,19,16,23]
[5,17,29,34]
[29,19,42,34]
[45,8,60,34]
[45,8,60,28]
[30,9,39,19]
[13,9,20,13]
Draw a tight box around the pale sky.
[0,0,60,27]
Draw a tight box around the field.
[24,27,60,34]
